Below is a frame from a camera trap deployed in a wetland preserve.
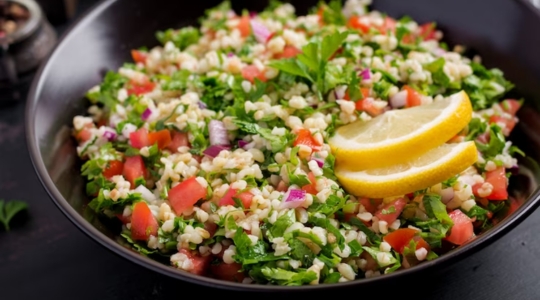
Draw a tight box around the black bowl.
[26,0,540,292]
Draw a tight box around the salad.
[72,0,524,285]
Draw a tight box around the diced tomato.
[242,65,266,83]
[276,181,288,192]
[237,15,251,37]
[75,129,92,143]
[210,262,245,282]
[360,197,383,214]
[103,160,124,179]
[489,115,516,136]
[275,45,302,59]
[403,85,422,107]
[293,128,322,152]
[418,22,437,40]
[412,236,430,251]
[148,130,172,149]
[129,128,150,149]
[178,249,211,276]
[355,97,384,116]
[115,213,131,224]
[375,198,407,224]
[168,177,207,215]
[127,79,156,96]
[343,213,356,223]
[485,167,509,200]
[131,201,158,241]
[500,99,522,116]
[344,87,370,101]
[301,172,318,195]
[381,16,397,34]
[218,188,253,209]
[347,16,371,34]
[131,50,148,64]
[317,7,325,24]
[446,209,474,245]
[167,131,190,153]
[383,228,417,253]
[123,156,147,188]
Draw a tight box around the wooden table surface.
[1,1,540,299]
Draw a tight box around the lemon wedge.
[329,91,472,170]
[335,141,478,198]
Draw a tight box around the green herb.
[442,175,458,189]
[373,80,393,99]
[322,153,337,180]
[289,238,315,266]
[88,190,143,214]
[269,209,296,238]
[362,246,398,267]
[156,26,200,50]
[121,232,157,256]
[349,217,381,244]
[260,267,318,286]
[0,200,28,231]
[475,124,506,159]
[422,194,454,225]
[381,205,396,215]
[320,0,346,25]
[234,120,292,153]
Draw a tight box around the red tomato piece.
[123,156,147,188]
[293,128,322,152]
[359,197,383,214]
[381,16,397,34]
[210,262,245,282]
[237,15,251,37]
[167,131,190,153]
[129,128,150,149]
[131,49,148,64]
[383,228,417,253]
[127,80,156,96]
[489,115,516,136]
[276,45,302,59]
[446,209,474,245]
[485,167,509,200]
[178,249,211,276]
[115,213,131,224]
[412,236,430,251]
[276,180,288,192]
[103,160,124,179]
[301,172,318,195]
[168,177,207,215]
[500,99,522,116]
[419,22,437,40]
[404,85,422,107]
[241,65,266,83]
[148,130,172,149]
[347,16,370,33]
[355,97,384,116]
[75,129,92,143]
[131,201,158,241]
[218,188,253,208]
[375,198,407,224]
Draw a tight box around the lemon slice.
[329,91,472,170]
[336,141,478,198]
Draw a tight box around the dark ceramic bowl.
[26,0,540,292]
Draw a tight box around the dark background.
[1,0,540,299]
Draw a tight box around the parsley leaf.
[422,194,454,225]
[0,200,28,231]
[475,124,506,159]
[349,217,382,244]
[269,209,296,238]
[260,267,318,286]
[156,26,200,50]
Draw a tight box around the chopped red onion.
[359,68,371,80]
[209,120,230,146]
[311,157,324,168]
[238,140,249,149]
[250,19,271,44]
[440,188,455,204]
[249,11,257,18]
[141,108,152,120]
[390,90,408,108]
[198,101,207,109]
[103,130,117,141]
[509,165,520,175]
[203,145,231,158]
[227,52,234,58]
[280,189,306,209]
[334,85,347,100]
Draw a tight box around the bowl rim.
[25,0,540,292]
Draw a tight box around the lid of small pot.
[0,0,42,46]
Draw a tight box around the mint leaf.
[0,200,28,231]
